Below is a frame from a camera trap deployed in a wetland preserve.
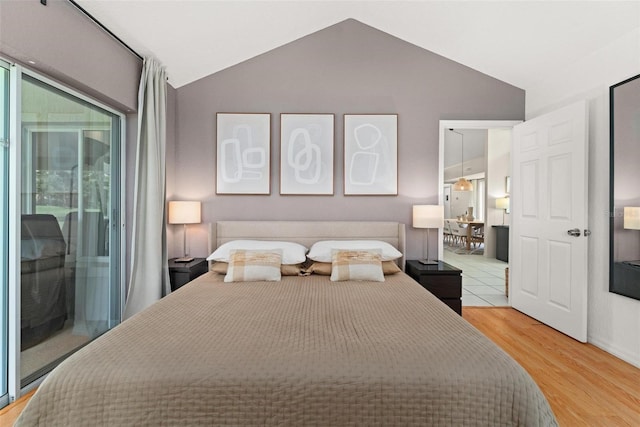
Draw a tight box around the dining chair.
[450,221,468,249]
[443,219,454,245]
[470,224,485,253]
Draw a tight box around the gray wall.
[0,0,141,112]
[174,19,525,260]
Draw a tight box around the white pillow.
[207,240,307,265]
[307,240,402,262]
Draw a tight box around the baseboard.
[588,335,640,369]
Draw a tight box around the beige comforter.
[16,272,556,426]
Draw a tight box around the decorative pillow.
[382,261,402,275]
[330,250,384,282]
[210,262,228,274]
[212,261,303,276]
[304,261,401,276]
[207,240,307,265]
[307,240,402,263]
[224,249,282,283]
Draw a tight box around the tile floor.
[443,249,509,307]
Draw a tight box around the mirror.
[610,73,640,300]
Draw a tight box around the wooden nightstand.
[168,257,208,291]
[405,260,463,315]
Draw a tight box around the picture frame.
[343,114,398,195]
[280,114,334,195]
[505,176,511,194]
[216,113,271,194]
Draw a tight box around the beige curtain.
[124,58,169,319]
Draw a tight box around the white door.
[511,101,589,342]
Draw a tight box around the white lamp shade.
[413,205,444,229]
[168,201,201,224]
[624,207,640,230]
[496,197,510,210]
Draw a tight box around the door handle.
[567,228,581,237]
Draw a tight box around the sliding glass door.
[19,73,123,387]
[0,61,9,407]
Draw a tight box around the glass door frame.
[0,59,9,409]
[6,61,126,402]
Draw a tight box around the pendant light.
[450,129,473,191]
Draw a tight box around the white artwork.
[216,113,271,194]
[344,114,398,195]
[280,114,334,195]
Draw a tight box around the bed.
[16,221,556,426]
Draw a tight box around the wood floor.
[0,389,35,426]
[463,307,640,426]
[1,308,639,426]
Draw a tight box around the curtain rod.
[66,0,144,61]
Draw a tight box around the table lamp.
[496,197,510,225]
[624,207,640,267]
[169,201,201,262]
[413,205,444,265]
[624,207,640,230]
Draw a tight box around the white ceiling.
[444,129,486,168]
[75,1,640,89]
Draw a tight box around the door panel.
[512,100,588,342]
[548,241,571,309]
[549,120,572,144]
[520,160,539,217]
[19,74,122,386]
[548,154,572,219]
[520,237,539,296]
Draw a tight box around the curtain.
[124,58,169,319]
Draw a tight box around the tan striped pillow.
[224,249,282,282]
[330,250,384,282]
[212,261,303,276]
[304,261,401,276]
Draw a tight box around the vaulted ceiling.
[75,1,640,90]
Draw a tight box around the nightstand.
[168,257,208,291]
[405,260,463,315]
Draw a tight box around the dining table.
[456,219,485,251]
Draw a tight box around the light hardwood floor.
[0,389,35,426]
[463,307,640,426]
[2,308,639,426]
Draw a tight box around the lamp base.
[418,259,440,265]
[174,256,194,263]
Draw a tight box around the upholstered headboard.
[208,221,406,268]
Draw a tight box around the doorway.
[0,64,126,405]
[18,73,123,388]
[438,120,521,307]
